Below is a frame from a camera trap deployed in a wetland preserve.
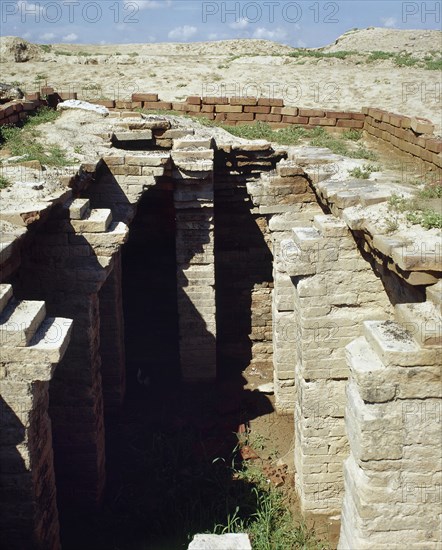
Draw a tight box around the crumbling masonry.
[0,102,441,549]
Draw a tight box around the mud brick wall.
[339,284,442,550]
[214,144,285,377]
[1,89,441,173]
[363,107,441,173]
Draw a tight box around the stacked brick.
[172,138,217,380]
[214,143,285,376]
[0,283,73,549]
[1,90,441,173]
[363,107,441,172]
[246,160,322,411]
[339,283,442,549]
[275,214,393,514]
[9,196,129,512]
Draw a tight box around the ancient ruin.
[0,92,441,549]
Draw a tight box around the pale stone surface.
[188,534,252,549]
[57,99,109,116]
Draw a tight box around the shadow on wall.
[0,395,30,546]
[214,176,273,381]
[6,156,275,549]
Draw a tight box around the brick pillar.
[278,215,392,515]
[11,198,128,510]
[49,292,106,508]
[172,142,216,380]
[339,287,442,549]
[99,250,126,416]
[0,284,72,549]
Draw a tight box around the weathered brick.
[185,104,201,113]
[310,117,336,126]
[93,99,115,108]
[143,101,172,110]
[215,105,243,113]
[257,98,284,107]
[279,106,298,116]
[59,92,78,100]
[325,111,352,119]
[400,116,412,129]
[172,103,187,111]
[244,105,271,114]
[282,115,308,124]
[299,108,325,117]
[132,93,159,102]
[40,86,54,96]
[25,92,41,101]
[202,96,229,105]
[411,117,434,135]
[201,104,215,113]
[426,139,442,153]
[115,100,132,109]
[336,119,364,129]
[226,112,254,121]
[186,96,201,105]
[230,97,258,106]
[256,113,282,123]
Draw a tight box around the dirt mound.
[0,36,42,62]
[322,27,442,55]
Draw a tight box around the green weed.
[0,175,12,189]
[0,107,73,167]
[348,163,381,179]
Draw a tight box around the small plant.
[366,51,395,63]
[128,52,139,57]
[407,209,442,229]
[348,163,381,179]
[0,107,73,167]
[0,175,11,189]
[74,145,84,154]
[40,44,52,53]
[388,193,442,230]
[394,52,420,67]
[425,57,442,70]
[385,215,399,234]
[288,49,358,60]
[418,181,442,199]
[342,129,362,141]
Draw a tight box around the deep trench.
[57,168,275,549]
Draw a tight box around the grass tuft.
[0,107,74,167]
[212,454,329,550]
[0,175,12,189]
[348,163,381,179]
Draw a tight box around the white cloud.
[381,17,397,27]
[39,32,56,41]
[123,0,171,9]
[62,33,78,42]
[252,27,288,41]
[17,0,43,13]
[22,31,32,39]
[168,25,197,41]
[229,18,249,30]
[296,39,307,48]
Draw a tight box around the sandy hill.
[0,29,441,130]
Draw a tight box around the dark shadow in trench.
[5,154,275,550]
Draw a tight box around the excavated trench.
[53,140,281,549]
[2,112,440,550]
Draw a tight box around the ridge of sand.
[0,29,441,131]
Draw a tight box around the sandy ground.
[1,28,441,133]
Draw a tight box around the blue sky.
[1,0,441,47]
